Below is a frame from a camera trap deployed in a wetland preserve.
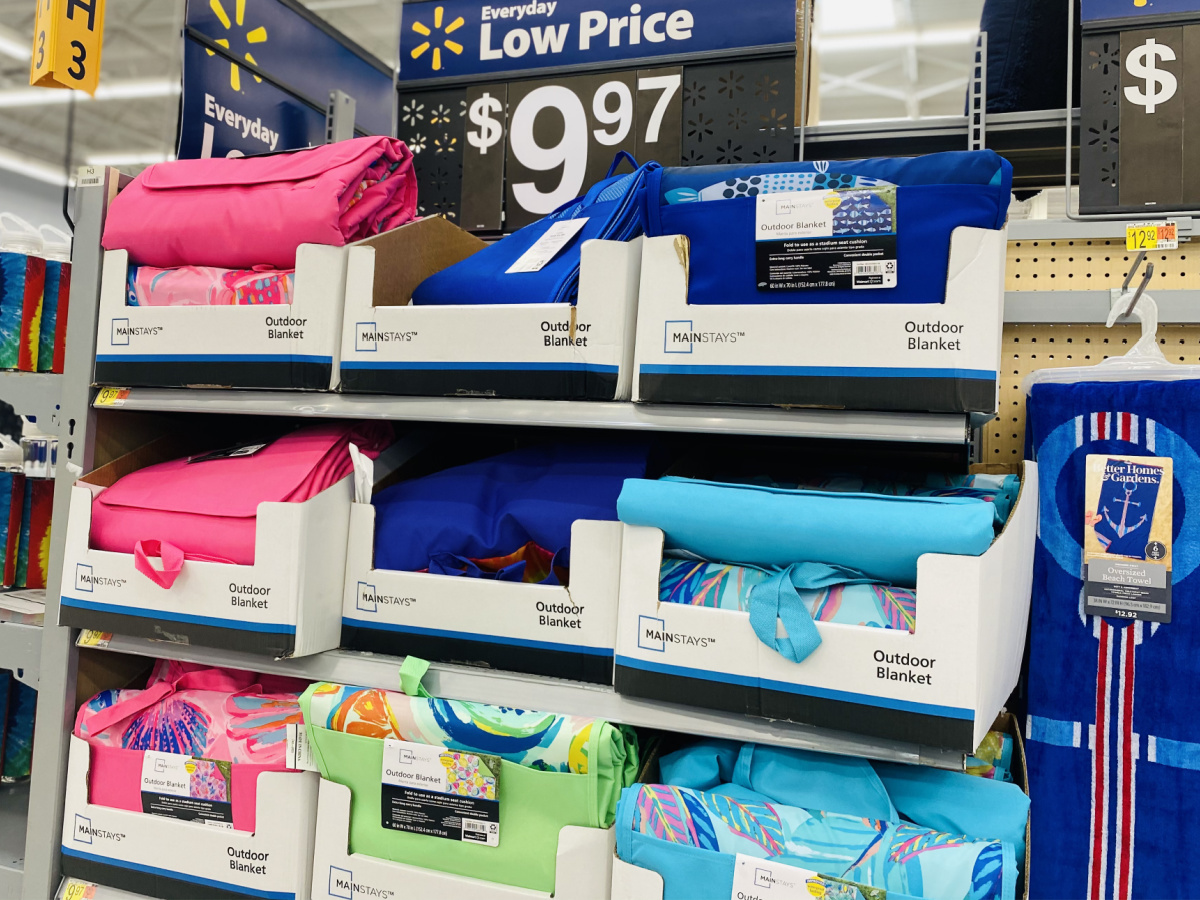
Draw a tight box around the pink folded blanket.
[75,660,308,832]
[127,265,294,306]
[90,421,393,566]
[102,136,417,269]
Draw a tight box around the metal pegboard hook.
[1120,251,1155,318]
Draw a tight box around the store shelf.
[91,633,965,770]
[0,372,62,430]
[1008,217,1198,242]
[54,878,154,900]
[95,389,972,445]
[0,781,29,898]
[0,619,40,688]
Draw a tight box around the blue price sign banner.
[399,0,796,82]
[179,0,395,159]
[1083,0,1200,24]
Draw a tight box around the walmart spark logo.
[410,5,465,72]
[206,0,268,91]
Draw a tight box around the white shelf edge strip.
[91,634,964,770]
[0,621,41,688]
[95,390,971,445]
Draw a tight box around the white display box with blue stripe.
[58,441,351,658]
[61,735,318,899]
[341,500,621,683]
[632,228,1005,415]
[337,216,642,401]
[311,779,614,900]
[94,244,348,391]
[612,463,1038,753]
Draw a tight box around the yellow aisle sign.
[29,0,106,96]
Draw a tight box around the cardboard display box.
[310,779,614,900]
[611,712,1032,900]
[341,507,621,683]
[337,217,642,401]
[93,244,348,390]
[632,227,1006,415]
[58,440,352,658]
[61,735,318,900]
[613,463,1038,753]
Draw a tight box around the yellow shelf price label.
[76,629,112,648]
[94,387,130,407]
[29,0,107,96]
[60,877,97,900]
[1126,220,1179,252]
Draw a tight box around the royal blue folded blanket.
[1025,380,1200,898]
[617,476,995,586]
[411,157,659,306]
[645,150,1012,305]
[372,443,648,573]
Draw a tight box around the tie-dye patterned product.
[74,660,307,832]
[659,558,918,632]
[300,681,638,892]
[618,783,1015,900]
[0,252,44,371]
[38,259,69,372]
[0,472,23,589]
[1,679,34,781]
[126,265,294,307]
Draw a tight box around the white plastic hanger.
[38,224,71,262]
[1024,252,1200,390]
[0,212,43,256]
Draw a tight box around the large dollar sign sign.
[1124,38,1178,114]
[468,92,504,155]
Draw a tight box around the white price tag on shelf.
[75,166,102,188]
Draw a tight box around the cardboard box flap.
[357,216,486,308]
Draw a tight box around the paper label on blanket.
[139,751,234,827]
[284,723,320,773]
[1084,454,1173,622]
[380,739,500,846]
[730,855,885,900]
[505,218,591,274]
[754,189,898,291]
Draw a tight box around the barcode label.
[852,258,897,289]
[462,817,500,846]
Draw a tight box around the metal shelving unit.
[101,389,972,445]
[0,781,29,898]
[92,633,963,770]
[0,619,41,689]
[0,372,63,433]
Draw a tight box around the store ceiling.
[0,0,981,189]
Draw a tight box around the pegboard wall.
[981,323,1200,461]
[1006,240,1200,291]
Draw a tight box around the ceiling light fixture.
[814,25,980,53]
[0,147,67,186]
[86,151,176,167]
[0,24,31,61]
[0,79,181,108]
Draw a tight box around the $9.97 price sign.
[461,67,682,230]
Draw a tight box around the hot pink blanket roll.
[102,136,417,269]
[89,422,392,567]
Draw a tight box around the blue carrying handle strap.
[747,562,880,663]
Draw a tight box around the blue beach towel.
[412,155,659,306]
[645,150,1012,306]
[1025,379,1200,898]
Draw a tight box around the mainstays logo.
[356,582,416,613]
[74,815,124,844]
[111,318,163,346]
[75,564,125,592]
[663,320,744,354]
[329,866,396,899]
[355,323,417,352]
[637,615,716,652]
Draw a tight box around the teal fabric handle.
[748,562,879,663]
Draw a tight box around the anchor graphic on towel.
[1100,485,1148,547]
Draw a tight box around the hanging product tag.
[505,218,590,273]
[380,738,500,846]
[730,854,883,899]
[187,440,271,464]
[1084,454,1173,623]
[140,750,234,827]
[754,188,897,292]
